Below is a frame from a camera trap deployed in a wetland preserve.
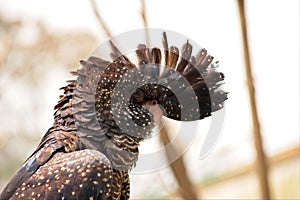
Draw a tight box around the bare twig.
[89,0,112,38]
[237,0,271,198]
[160,126,198,199]
[140,0,150,45]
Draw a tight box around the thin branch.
[237,0,271,199]
[89,0,113,38]
[160,127,198,199]
[140,0,150,45]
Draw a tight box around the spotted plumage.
[0,32,227,199]
[11,150,113,199]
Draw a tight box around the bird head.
[67,32,227,143]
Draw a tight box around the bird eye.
[151,100,158,105]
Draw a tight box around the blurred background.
[0,0,299,199]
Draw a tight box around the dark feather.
[0,32,227,199]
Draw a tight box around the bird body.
[0,32,227,199]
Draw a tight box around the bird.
[0,32,227,200]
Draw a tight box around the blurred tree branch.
[140,0,150,46]
[160,127,198,199]
[89,0,112,38]
[237,0,271,199]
